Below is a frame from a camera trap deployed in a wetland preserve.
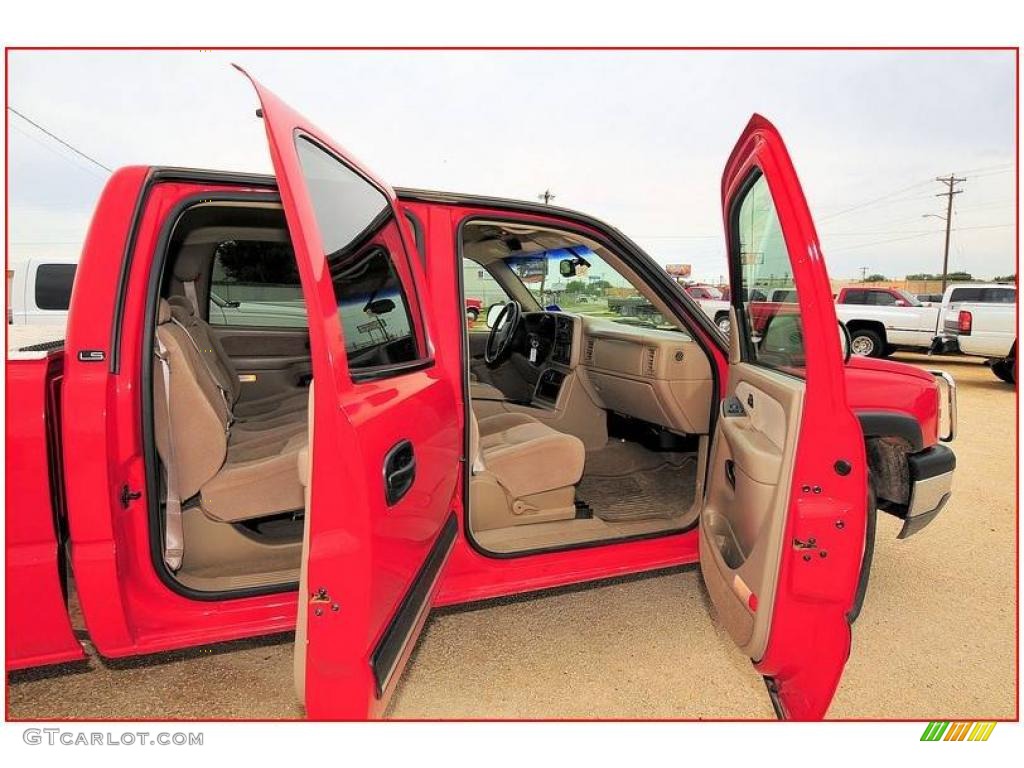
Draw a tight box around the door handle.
[725,459,736,489]
[383,439,416,506]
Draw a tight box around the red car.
[464,297,483,321]
[6,70,957,721]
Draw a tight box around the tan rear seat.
[154,299,307,538]
[166,296,308,424]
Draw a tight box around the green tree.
[946,271,973,282]
[216,240,299,285]
[863,273,888,282]
[992,274,1017,283]
[564,279,587,295]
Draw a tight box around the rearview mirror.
[559,255,591,278]
[485,302,505,329]
[364,298,396,316]
[838,321,852,363]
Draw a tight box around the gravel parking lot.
[7,353,1016,720]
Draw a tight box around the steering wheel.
[485,300,522,366]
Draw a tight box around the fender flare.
[855,410,924,452]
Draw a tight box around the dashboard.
[515,311,714,435]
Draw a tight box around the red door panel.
[238,68,461,718]
[714,115,868,719]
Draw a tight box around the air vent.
[644,346,657,377]
[584,337,595,362]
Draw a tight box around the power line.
[818,179,935,222]
[7,106,112,173]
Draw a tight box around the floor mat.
[578,455,697,522]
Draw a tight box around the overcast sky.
[7,49,1016,283]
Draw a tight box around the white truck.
[938,303,1016,383]
[7,256,78,326]
[834,283,1016,358]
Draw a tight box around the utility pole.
[538,188,556,205]
[859,266,869,281]
[932,174,965,293]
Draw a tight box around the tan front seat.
[468,411,585,532]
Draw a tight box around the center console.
[534,368,567,405]
[531,315,575,407]
[550,315,574,366]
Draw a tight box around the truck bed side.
[942,303,1016,358]
[5,347,85,670]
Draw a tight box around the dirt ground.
[7,353,1017,720]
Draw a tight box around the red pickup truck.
[6,70,957,721]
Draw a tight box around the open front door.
[700,115,867,720]
[237,68,461,719]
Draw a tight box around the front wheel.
[466,307,480,322]
[715,313,731,335]
[849,328,885,358]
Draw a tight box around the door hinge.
[792,536,818,550]
[119,484,142,509]
[310,586,340,617]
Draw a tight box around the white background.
[1,1,1020,765]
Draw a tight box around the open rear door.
[237,68,461,719]
[700,115,868,719]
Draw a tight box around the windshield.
[503,246,682,332]
[897,290,922,306]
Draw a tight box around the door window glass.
[209,240,307,328]
[295,136,424,373]
[731,172,805,375]
[866,290,896,306]
[34,263,77,311]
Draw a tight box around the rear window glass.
[948,287,1016,304]
[34,263,77,310]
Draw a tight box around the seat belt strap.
[154,334,184,572]
[170,316,233,430]
[183,279,199,315]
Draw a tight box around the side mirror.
[838,321,852,363]
[364,298,396,316]
[485,302,505,329]
[559,259,575,278]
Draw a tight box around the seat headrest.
[167,295,195,321]
[172,245,206,282]
[157,298,172,324]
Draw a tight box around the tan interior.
[154,298,308,526]
[461,219,716,555]
[294,383,314,707]
[152,209,720,595]
[151,202,313,593]
[699,361,803,660]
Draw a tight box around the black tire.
[715,313,731,335]
[466,308,480,322]
[991,358,1016,384]
[849,327,885,358]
